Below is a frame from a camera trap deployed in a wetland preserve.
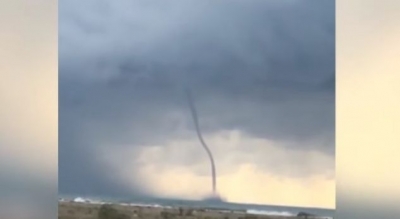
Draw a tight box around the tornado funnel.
[185,89,217,196]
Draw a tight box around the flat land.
[59,201,318,219]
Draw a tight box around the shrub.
[98,204,130,219]
[186,209,194,216]
[244,215,258,219]
[160,211,174,219]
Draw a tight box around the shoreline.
[58,198,332,219]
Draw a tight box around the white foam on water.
[127,203,167,208]
[65,196,172,209]
[246,209,295,216]
[67,197,109,205]
[246,209,333,219]
[73,197,87,203]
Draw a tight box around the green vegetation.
[185,209,194,216]
[244,215,258,219]
[98,204,130,219]
[160,211,175,219]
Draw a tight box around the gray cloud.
[59,0,335,198]
[0,169,57,219]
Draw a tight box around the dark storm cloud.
[59,0,335,197]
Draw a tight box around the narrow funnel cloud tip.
[185,89,217,196]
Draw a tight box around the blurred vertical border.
[337,0,400,218]
[0,0,57,219]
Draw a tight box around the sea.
[59,195,335,219]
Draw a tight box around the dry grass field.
[58,201,322,219]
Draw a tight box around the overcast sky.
[59,0,335,208]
